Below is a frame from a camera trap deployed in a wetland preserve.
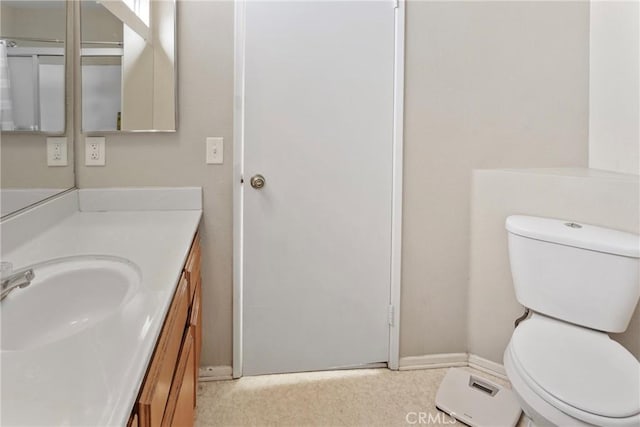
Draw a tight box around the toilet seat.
[510,315,640,423]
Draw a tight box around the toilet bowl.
[504,216,640,427]
[504,314,640,427]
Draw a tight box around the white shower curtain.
[0,40,15,131]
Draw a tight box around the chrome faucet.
[1,268,35,301]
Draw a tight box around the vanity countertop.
[1,191,202,426]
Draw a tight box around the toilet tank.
[506,215,640,333]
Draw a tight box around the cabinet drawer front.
[185,234,201,299]
[138,275,190,427]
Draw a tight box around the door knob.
[250,174,266,189]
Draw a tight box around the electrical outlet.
[206,137,223,164]
[85,137,106,166]
[47,137,67,166]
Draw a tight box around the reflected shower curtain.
[0,40,15,131]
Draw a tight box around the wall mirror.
[1,0,73,218]
[80,0,177,132]
[0,0,66,133]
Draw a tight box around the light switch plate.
[85,137,106,166]
[46,137,68,166]
[206,137,223,164]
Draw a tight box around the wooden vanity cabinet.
[130,232,202,427]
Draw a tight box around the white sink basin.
[1,256,141,351]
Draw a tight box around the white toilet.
[503,215,640,427]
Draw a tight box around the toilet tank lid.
[506,215,640,258]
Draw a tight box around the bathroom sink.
[0,256,141,351]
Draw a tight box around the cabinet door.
[138,276,190,427]
[162,330,195,427]
[128,413,139,427]
[189,281,202,406]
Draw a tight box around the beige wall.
[1,139,73,188]
[75,1,592,368]
[400,1,589,358]
[76,0,234,367]
[468,168,640,363]
[589,1,639,175]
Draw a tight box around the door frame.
[232,0,405,378]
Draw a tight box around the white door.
[241,0,397,376]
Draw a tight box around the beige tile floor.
[195,367,525,427]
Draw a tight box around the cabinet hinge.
[393,0,399,9]
[388,305,394,326]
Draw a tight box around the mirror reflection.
[80,0,176,132]
[0,0,73,219]
[0,0,66,133]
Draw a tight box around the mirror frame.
[77,0,178,134]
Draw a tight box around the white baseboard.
[199,365,233,381]
[200,355,506,382]
[399,353,468,371]
[398,353,507,380]
[467,354,507,380]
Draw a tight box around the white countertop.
[1,189,202,426]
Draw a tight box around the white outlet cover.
[46,137,68,167]
[85,137,106,166]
